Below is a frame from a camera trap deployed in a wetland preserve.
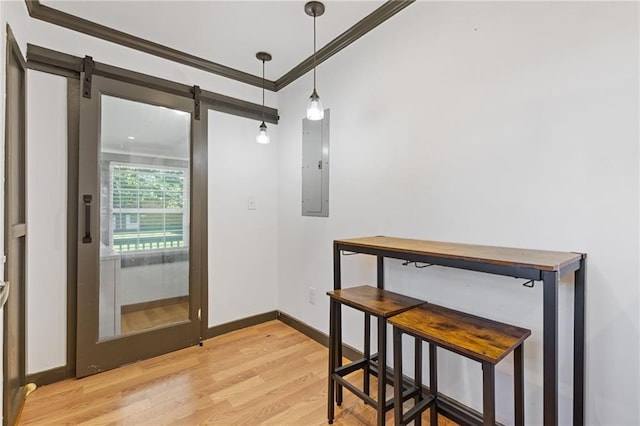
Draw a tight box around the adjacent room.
[0,0,638,425]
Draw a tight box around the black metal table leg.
[377,316,387,426]
[514,343,524,426]
[542,270,559,426]
[328,299,336,424]
[429,343,437,426]
[574,257,586,426]
[333,243,341,290]
[393,327,404,426]
[333,243,343,406]
[482,362,495,426]
[364,313,371,395]
[377,254,385,425]
[336,305,343,406]
[414,338,423,426]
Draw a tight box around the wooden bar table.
[333,236,585,426]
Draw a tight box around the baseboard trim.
[204,310,279,340]
[276,311,361,362]
[25,366,68,387]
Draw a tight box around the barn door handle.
[83,195,92,243]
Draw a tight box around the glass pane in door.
[98,95,191,341]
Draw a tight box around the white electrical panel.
[302,109,329,217]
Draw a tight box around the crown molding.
[24,0,277,91]
[275,0,414,91]
[7,24,27,69]
[24,0,414,92]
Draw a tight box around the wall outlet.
[308,287,316,305]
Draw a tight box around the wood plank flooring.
[121,300,189,334]
[20,320,457,425]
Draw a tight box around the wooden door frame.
[65,78,80,379]
[3,24,27,426]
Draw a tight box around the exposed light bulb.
[306,89,324,121]
[256,121,270,144]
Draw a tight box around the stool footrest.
[336,353,395,386]
[367,359,419,396]
[335,358,369,377]
[368,361,395,383]
[401,394,436,425]
[333,374,377,408]
[385,386,423,411]
[332,374,423,413]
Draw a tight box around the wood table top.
[335,236,582,272]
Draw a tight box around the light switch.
[247,196,256,210]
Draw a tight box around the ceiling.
[41,1,385,81]
[101,95,190,160]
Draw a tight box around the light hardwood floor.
[20,320,457,425]
[121,300,189,334]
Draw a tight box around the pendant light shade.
[305,1,325,121]
[256,51,272,144]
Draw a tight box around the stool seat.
[327,285,426,317]
[389,303,531,364]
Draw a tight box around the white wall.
[120,263,188,305]
[208,110,278,326]
[26,71,67,374]
[276,2,639,425]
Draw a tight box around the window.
[111,164,188,252]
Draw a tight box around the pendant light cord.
[262,59,265,122]
[313,13,317,91]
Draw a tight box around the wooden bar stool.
[327,285,426,426]
[389,304,531,426]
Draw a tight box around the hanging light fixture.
[305,1,325,121]
[256,51,272,144]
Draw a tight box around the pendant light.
[256,51,272,144]
[305,1,325,121]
